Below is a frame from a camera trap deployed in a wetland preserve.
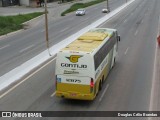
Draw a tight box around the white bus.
[55,28,120,100]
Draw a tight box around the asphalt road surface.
[0,0,126,76]
[0,0,160,120]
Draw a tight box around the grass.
[0,12,44,35]
[61,0,106,16]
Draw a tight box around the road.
[0,0,160,120]
[0,0,126,76]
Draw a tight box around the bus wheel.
[99,80,102,91]
[114,58,116,65]
[112,58,116,68]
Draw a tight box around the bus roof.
[61,28,115,53]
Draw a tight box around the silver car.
[76,9,86,16]
[102,8,110,13]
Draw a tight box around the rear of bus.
[55,52,95,100]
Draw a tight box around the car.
[76,9,86,16]
[102,8,110,13]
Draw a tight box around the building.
[0,0,57,7]
[0,0,42,7]
[0,0,20,7]
[20,0,37,7]
[0,0,43,7]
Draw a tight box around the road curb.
[0,29,24,40]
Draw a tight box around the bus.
[55,28,120,100]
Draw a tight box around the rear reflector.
[90,78,94,93]
[90,78,94,87]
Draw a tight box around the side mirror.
[117,35,120,41]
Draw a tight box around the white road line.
[124,47,129,55]
[113,23,118,28]
[99,20,108,27]
[41,30,45,32]
[139,4,142,7]
[131,12,134,15]
[41,26,51,32]
[83,17,90,21]
[51,92,56,97]
[0,44,10,50]
[149,16,160,112]
[124,19,128,23]
[60,27,69,33]
[99,84,109,102]
[19,45,34,53]
[134,29,138,36]
[141,19,144,24]
[0,57,57,99]
[93,7,99,10]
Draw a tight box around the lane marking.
[51,92,56,97]
[0,57,57,99]
[41,30,45,32]
[60,27,69,33]
[124,47,129,55]
[83,17,90,21]
[93,7,99,10]
[99,84,109,102]
[19,45,34,53]
[141,19,144,24]
[0,44,10,50]
[41,26,51,32]
[113,23,118,28]
[134,29,138,36]
[149,16,160,112]
[131,12,134,16]
[124,19,128,23]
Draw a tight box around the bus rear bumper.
[56,91,95,100]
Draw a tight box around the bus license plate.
[70,93,77,96]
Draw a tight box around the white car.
[76,9,86,16]
[102,8,110,13]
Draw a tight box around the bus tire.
[114,58,116,65]
[99,80,102,91]
[112,58,116,68]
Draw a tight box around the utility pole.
[44,0,51,56]
[106,0,110,11]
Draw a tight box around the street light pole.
[106,0,110,11]
[44,0,51,56]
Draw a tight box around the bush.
[0,12,43,35]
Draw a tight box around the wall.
[0,0,2,7]
[20,0,29,6]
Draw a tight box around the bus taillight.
[90,78,94,87]
[90,78,94,93]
